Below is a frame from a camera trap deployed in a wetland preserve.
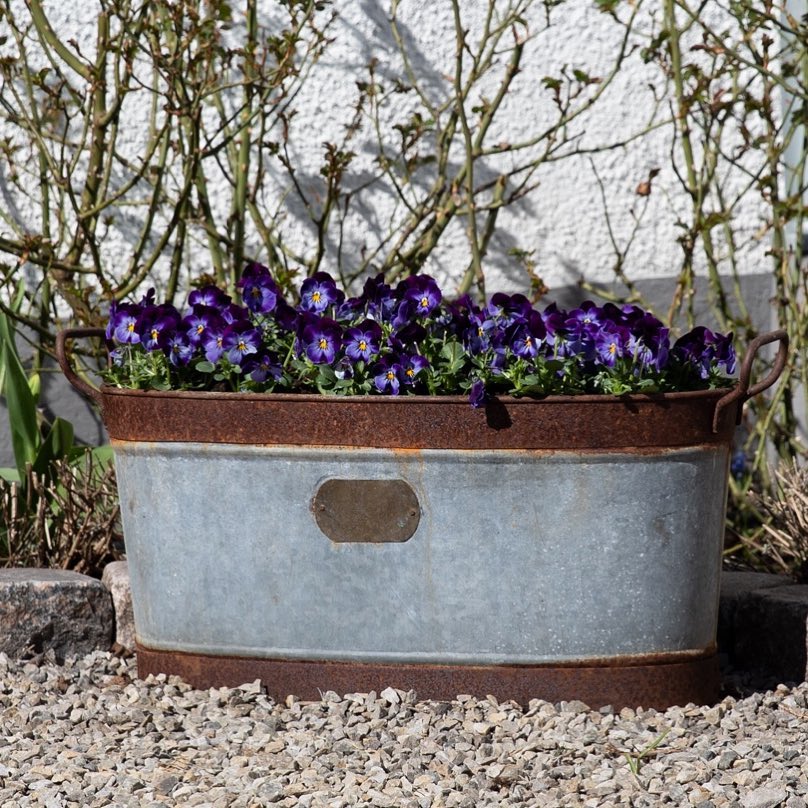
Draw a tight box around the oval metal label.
[312,478,420,543]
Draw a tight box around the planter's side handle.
[56,327,106,407]
[712,328,789,433]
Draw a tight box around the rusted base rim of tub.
[135,645,720,710]
[100,387,737,450]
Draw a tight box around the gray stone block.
[102,561,134,651]
[718,571,792,656]
[0,568,113,661]
[719,571,808,684]
[733,584,808,683]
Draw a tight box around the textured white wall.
[1,0,771,299]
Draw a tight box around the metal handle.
[712,328,789,433]
[55,327,106,406]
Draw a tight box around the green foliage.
[0,309,116,568]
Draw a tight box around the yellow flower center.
[318,338,328,350]
[127,322,135,333]
[151,328,159,340]
[312,291,321,303]
[359,340,367,351]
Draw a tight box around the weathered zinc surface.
[116,441,728,667]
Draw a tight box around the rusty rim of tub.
[135,644,721,711]
[57,328,788,450]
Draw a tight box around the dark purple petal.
[166,334,194,366]
[183,307,226,347]
[400,353,430,385]
[344,320,383,362]
[188,285,231,310]
[300,272,345,313]
[222,322,262,365]
[301,316,343,364]
[468,379,488,408]
[373,358,402,395]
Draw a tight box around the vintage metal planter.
[58,328,787,709]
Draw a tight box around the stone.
[741,786,788,808]
[0,568,113,660]
[718,572,792,659]
[102,561,135,651]
[732,584,808,683]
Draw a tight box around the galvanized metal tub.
[58,329,788,709]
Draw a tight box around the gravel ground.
[0,651,806,808]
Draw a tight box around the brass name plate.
[312,479,420,543]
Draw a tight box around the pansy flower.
[300,317,343,364]
[398,274,442,318]
[166,333,194,366]
[373,357,403,395]
[344,320,382,363]
[109,302,142,344]
[594,325,628,367]
[183,307,226,347]
[245,352,283,383]
[238,269,279,315]
[300,272,345,313]
[509,310,547,359]
[359,273,397,322]
[400,354,430,387]
[138,305,181,352]
[222,321,262,365]
[188,285,231,309]
[487,292,531,326]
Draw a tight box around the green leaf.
[1,335,40,476]
[0,467,20,483]
[27,371,41,403]
[32,417,74,476]
[90,445,115,466]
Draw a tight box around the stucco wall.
[0,1,779,465]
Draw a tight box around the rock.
[101,561,135,651]
[718,572,791,660]
[0,568,113,660]
[741,786,788,808]
[732,585,808,683]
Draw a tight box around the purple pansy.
[301,317,343,364]
[222,322,262,365]
[109,303,142,344]
[509,310,547,359]
[138,305,181,351]
[183,307,226,347]
[166,333,194,366]
[188,285,231,309]
[400,353,430,386]
[344,320,382,363]
[373,357,403,395]
[238,264,279,315]
[300,272,345,314]
[245,352,283,383]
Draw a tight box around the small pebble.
[0,651,804,805]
